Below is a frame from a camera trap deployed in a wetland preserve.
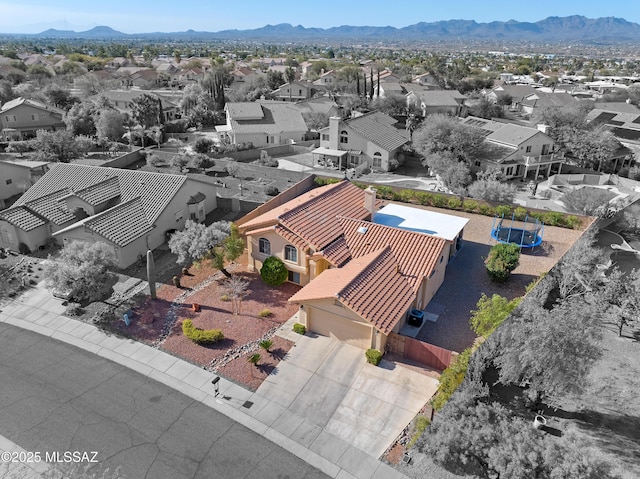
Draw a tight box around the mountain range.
[9,16,640,43]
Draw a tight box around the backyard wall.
[101,148,144,169]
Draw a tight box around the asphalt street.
[0,322,329,479]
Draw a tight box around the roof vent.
[357,226,368,234]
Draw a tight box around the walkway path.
[0,282,407,479]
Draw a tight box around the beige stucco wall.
[304,299,375,350]
[0,221,48,252]
[0,103,64,137]
[247,229,310,285]
[0,163,33,200]
[233,130,307,148]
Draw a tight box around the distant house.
[406,90,467,117]
[220,100,308,147]
[462,117,564,180]
[485,84,538,110]
[105,57,131,69]
[0,164,216,266]
[315,111,409,172]
[96,90,179,122]
[521,90,579,117]
[272,81,314,102]
[293,97,340,121]
[237,180,467,351]
[312,69,337,88]
[587,102,640,144]
[0,159,49,209]
[0,97,65,140]
[412,72,440,88]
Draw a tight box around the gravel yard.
[112,256,301,391]
[409,204,588,353]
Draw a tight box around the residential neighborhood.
[1,6,640,479]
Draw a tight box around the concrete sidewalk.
[0,433,49,479]
[0,283,408,479]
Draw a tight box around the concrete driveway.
[255,324,439,458]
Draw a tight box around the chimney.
[329,116,341,150]
[537,124,550,134]
[364,186,377,220]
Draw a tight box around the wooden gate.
[387,333,455,372]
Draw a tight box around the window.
[506,166,514,176]
[175,209,184,222]
[340,130,348,144]
[284,245,297,263]
[288,270,300,284]
[31,114,38,121]
[258,238,271,255]
[298,89,302,95]
[5,115,16,122]
[541,144,550,155]
[373,152,382,168]
[5,179,12,185]
[321,134,329,141]
[525,145,532,153]
[474,160,482,167]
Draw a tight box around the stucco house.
[0,164,216,267]
[220,101,308,148]
[314,112,409,172]
[0,97,65,140]
[272,81,314,102]
[0,159,49,209]
[96,90,179,122]
[237,180,467,350]
[462,117,565,180]
[406,90,467,117]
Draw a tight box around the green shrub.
[514,206,528,220]
[259,339,273,351]
[485,243,521,283]
[220,293,230,301]
[447,196,462,209]
[260,256,288,286]
[376,186,394,200]
[542,211,565,226]
[415,192,430,205]
[431,348,472,410]
[564,215,582,229]
[365,348,383,366]
[463,200,478,212]
[478,204,494,216]
[352,182,367,190]
[247,353,261,365]
[495,204,512,217]
[407,416,431,449]
[293,323,306,335]
[258,308,272,317]
[393,189,415,203]
[432,194,447,207]
[314,177,340,186]
[182,319,224,344]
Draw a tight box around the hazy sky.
[0,0,637,33]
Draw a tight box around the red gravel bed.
[112,258,301,391]
[216,335,294,391]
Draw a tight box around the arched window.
[284,245,297,263]
[258,238,271,255]
[340,130,348,144]
[373,152,382,168]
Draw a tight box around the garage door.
[308,307,372,350]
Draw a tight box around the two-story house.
[96,90,179,122]
[0,159,49,209]
[0,98,65,140]
[237,180,467,351]
[313,112,409,172]
[463,117,564,180]
[406,90,467,117]
[272,81,314,102]
[220,101,308,148]
[0,164,216,266]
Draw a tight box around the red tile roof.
[339,217,446,291]
[277,181,372,250]
[290,246,415,334]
